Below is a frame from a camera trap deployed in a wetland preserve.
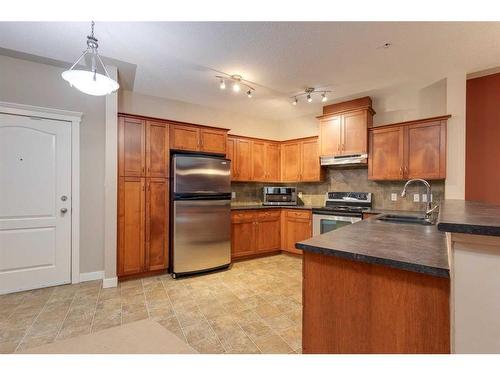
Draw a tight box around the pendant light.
[62,21,119,96]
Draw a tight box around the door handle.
[60,208,68,214]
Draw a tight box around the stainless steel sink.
[376,213,434,225]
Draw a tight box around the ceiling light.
[61,21,119,96]
[215,74,255,98]
[290,87,332,105]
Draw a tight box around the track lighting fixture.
[215,74,255,98]
[290,87,332,105]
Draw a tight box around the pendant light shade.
[62,21,119,96]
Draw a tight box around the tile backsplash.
[231,168,444,211]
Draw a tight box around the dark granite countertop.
[296,213,449,278]
[231,204,320,210]
[437,199,500,237]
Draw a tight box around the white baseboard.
[103,277,118,289]
[79,271,104,282]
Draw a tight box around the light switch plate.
[231,192,236,199]
[413,193,420,202]
[391,193,397,201]
[422,194,428,202]
[298,192,303,199]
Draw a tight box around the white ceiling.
[1,22,500,121]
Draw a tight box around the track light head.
[321,93,327,102]
[232,81,240,92]
[292,97,298,105]
[247,90,252,98]
[219,79,226,90]
[307,94,312,103]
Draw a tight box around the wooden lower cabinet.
[118,177,169,278]
[231,209,312,259]
[303,252,450,353]
[281,210,312,254]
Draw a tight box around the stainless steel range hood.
[320,153,368,167]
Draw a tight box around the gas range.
[313,192,373,216]
[312,192,372,235]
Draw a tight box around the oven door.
[313,214,361,236]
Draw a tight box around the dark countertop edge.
[295,242,450,279]
[437,222,500,237]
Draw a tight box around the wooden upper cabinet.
[200,128,227,154]
[368,126,405,180]
[281,142,301,182]
[226,137,236,178]
[342,110,368,155]
[265,143,281,182]
[145,178,169,271]
[320,115,342,157]
[234,138,252,181]
[405,121,446,180]
[118,177,146,276]
[170,124,200,151]
[368,116,449,181]
[301,138,321,182]
[119,117,146,177]
[252,141,267,181]
[146,121,169,178]
[318,97,374,157]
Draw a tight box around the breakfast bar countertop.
[296,212,449,278]
[437,199,500,237]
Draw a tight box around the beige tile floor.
[0,254,302,354]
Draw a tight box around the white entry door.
[0,113,72,294]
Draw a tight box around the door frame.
[0,101,82,284]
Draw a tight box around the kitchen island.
[296,214,450,354]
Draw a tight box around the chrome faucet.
[401,179,439,220]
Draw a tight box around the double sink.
[376,213,434,226]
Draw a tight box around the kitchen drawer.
[285,209,311,219]
[256,210,281,220]
[231,210,256,223]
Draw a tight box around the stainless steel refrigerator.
[171,154,231,278]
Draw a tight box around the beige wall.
[0,54,106,274]
[119,90,283,140]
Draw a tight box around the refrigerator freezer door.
[173,155,231,195]
[173,199,231,274]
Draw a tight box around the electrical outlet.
[231,192,236,199]
[391,193,397,201]
[413,193,420,202]
[422,194,428,203]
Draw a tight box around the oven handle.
[313,214,362,223]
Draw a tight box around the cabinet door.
[170,124,200,151]
[368,126,405,180]
[235,139,252,181]
[265,143,281,182]
[252,140,267,181]
[319,116,342,156]
[342,110,368,155]
[301,138,321,182]
[145,178,169,272]
[227,137,237,179]
[281,142,301,182]
[119,117,146,177]
[200,128,227,154]
[256,211,281,253]
[231,211,256,258]
[118,177,145,276]
[283,211,312,254]
[405,122,446,180]
[146,121,169,178]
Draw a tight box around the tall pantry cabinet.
[117,116,169,277]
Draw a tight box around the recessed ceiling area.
[1,22,500,120]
